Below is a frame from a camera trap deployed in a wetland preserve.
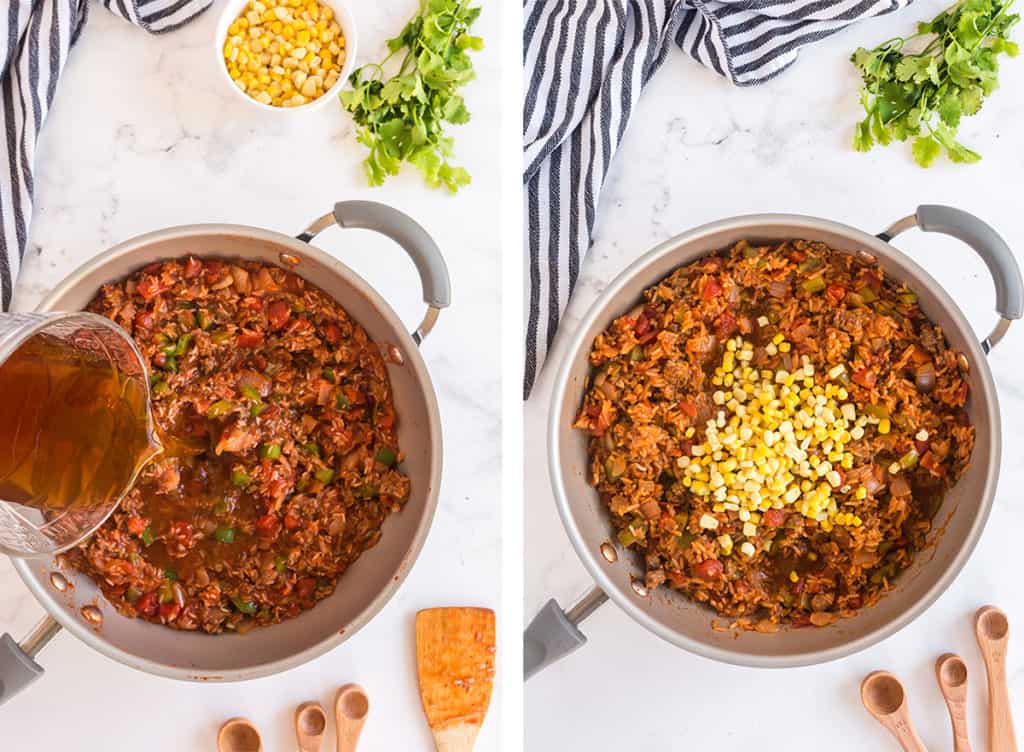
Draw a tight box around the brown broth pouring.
[0,332,160,523]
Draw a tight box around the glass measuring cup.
[0,312,161,557]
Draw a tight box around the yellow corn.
[678,336,873,529]
[221,0,344,107]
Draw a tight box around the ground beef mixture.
[67,256,409,634]
[575,240,974,631]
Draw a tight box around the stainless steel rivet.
[600,541,618,563]
[49,572,69,592]
[81,605,103,626]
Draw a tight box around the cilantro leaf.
[851,0,1019,167]
[340,0,483,193]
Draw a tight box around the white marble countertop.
[0,1,502,749]
[525,1,1024,748]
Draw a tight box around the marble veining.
[526,1,1024,748]
[0,2,501,749]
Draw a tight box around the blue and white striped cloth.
[0,0,212,310]
[523,0,911,397]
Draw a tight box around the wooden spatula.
[415,607,496,752]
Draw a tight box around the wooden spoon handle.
[884,714,929,752]
[985,654,1018,752]
[945,698,972,752]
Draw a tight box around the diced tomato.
[826,283,846,304]
[763,509,787,528]
[136,276,166,301]
[133,310,154,330]
[852,368,877,389]
[694,558,724,582]
[714,311,738,339]
[679,439,693,456]
[283,513,301,531]
[152,351,168,368]
[237,331,264,348]
[701,278,722,301]
[296,577,316,599]
[634,313,650,337]
[255,514,280,538]
[790,614,812,628]
[159,602,181,621]
[136,591,159,617]
[267,300,291,330]
[126,516,147,535]
[323,322,342,345]
[184,256,203,278]
[789,249,807,263]
[344,385,363,405]
[678,400,698,418]
[377,411,395,429]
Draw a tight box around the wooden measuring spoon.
[295,701,328,752]
[976,606,1018,752]
[335,684,369,752]
[861,671,928,752]
[936,654,972,752]
[416,607,496,752]
[217,718,263,752]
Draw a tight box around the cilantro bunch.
[340,0,483,192]
[852,0,1019,167]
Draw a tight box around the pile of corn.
[678,334,883,557]
[223,0,345,107]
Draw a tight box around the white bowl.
[214,0,357,114]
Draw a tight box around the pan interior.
[17,228,439,678]
[553,217,998,666]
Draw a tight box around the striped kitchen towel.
[523,0,910,397]
[0,0,212,310]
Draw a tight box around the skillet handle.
[524,587,607,680]
[0,617,61,706]
[879,205,1023,353]
[297,201,452,345]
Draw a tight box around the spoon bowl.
[335,684,370,752]
[978,606,1009,641]
[217,717,263,752]
[938,654,969,690]
[862,671,906,716]
[860,671,927,752]
[295,701,328,752]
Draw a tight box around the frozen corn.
[222,0,345,108]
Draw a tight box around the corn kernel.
[222,0,343,107]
